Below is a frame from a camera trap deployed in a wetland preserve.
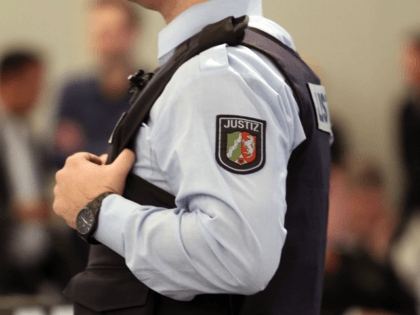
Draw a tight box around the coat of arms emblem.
[216,115,266,174]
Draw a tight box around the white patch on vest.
[308,83,332,134]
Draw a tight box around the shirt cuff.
[94,194,139,257]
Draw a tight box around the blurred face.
[401,39,420,90]
[5,62,44,115]
[127,0,212,24]
[127,0,164,11]
[346,187,382,236]
[89,5,136,62]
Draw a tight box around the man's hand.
[53,149,135,229]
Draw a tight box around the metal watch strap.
[87,192,114,215]
[84,192,114,244]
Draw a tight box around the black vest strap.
[111,24,322,209]
[125,173,175,207]
[107,15,249,164]
[108,20,321,207]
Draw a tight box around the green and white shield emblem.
[216,115,266,174]
[226,131,257,165]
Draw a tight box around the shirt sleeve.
[95,45,305,301]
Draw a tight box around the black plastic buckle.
[128,70,154,104]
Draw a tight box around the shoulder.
[162,44,232,95]
[152,43,294,126]
[160,43,290,105]
[150,43,300,139]
[59,73,97,98]
[171,42,287,87]
[57,73,98,116]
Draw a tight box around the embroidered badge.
[216,115,266,174]
[308,83,332,134]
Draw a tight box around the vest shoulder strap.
[242,27,320,110]
[107,15,249,163]
[110,15,320,204]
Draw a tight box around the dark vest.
[64,16,330,315]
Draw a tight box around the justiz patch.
[216,115,266,174]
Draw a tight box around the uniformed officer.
[53,0,332,314]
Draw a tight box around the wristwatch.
[76,192,114,244]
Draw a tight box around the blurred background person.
[51,0,145,275]
[390,30,420,313]
[397,31,420,236]
[0,49,68,295]
[53,0,143,166]
[321,122,416,315]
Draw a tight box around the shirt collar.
[158,0,263,65]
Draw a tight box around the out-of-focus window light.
[50,305,73,315]
[13,307,46,315]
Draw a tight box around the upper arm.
[143,44,305,290]
[148,44,304,189]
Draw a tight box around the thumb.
[99,154,108,165]
[110,149,136,177]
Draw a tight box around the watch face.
[77,208,94,235]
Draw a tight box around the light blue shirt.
[95,0,306,301]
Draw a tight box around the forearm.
[95,192,285,300]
